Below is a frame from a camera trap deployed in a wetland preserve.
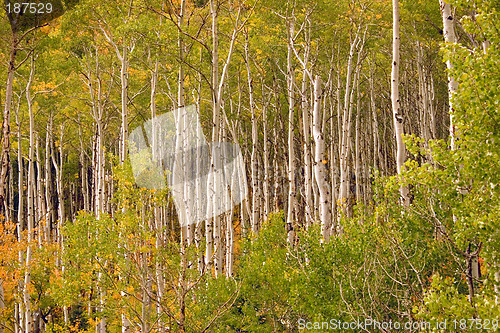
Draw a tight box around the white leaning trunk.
[312,76,331,241]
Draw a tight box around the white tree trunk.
[338,35,358,224]
[207,0,219,275]
[302,55,313,229]
[15,96,24,333]
[391,0,410,206]
[24,56,36,333]
[286,18,296,246]
[354,71,361,205]
[120,45,128,164]
[245,32,260,234]
[35,135,47,244]
[45,128,53,242]
[0,31,17,218]
[207,0,241,275]
[312,76,331,241]
[262,92,270,220]
[439,0,458,149]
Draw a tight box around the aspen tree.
[35,136,46,244]
[354,71,361,204]
[99,12,133,165]
[224,121,235,277]
[286,16,296,246]
[24,55,36,333]
[78,117,89,212]
[45,127,53,241]
[271,71,282,213]
[83,44,106,331]
[101,15,133,329]
[195,49,205,274]
[177,0,192,247]
[52,124,69,324]
[262,80,270,220]
[150,53,167,331]
[244,30,260,234]
[301,27,313,228]
[312,76,331,241]
[439,0,458,149]
[207,0,219,274]
[0,24,18,217]
[15,95,24,333]
[338,32,359,223]
[391,0,410,206]
[207,0,243,275]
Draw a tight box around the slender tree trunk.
[0,30,17,218]
[45,128,53,242]
[94,83,105,218]
[245,32,260,234]
[439,0,458,149]
[286,18,296,246]
[208,0,240,275]
[195,59,205,273]
[0,280,4,333]
[120,45,128,164]
[206,0,220,272]
[78,117,89,212]
[391,0,410,206]
[301,52,313,229]
[35,135,46,244]
[52,125,68,324]
[262,86,270,220]
[338,34,358,224]
[225,162,235,277]
[370,68,382,173]
[312,76,331,241]
[15,96,24,333]
[354,72,361,205]
[23,55,38,333]
[177,0,192,247]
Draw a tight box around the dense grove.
[0,0,499,332]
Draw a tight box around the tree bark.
[391,0,410,206]
[439,0,458,149]
[0,30,17,218]
[245,31,260,235]
[15,92,24,333]
[338,34,359,224]
[262,84,270,220]
[286,17,296,246]
[301,44,313,229]
[24,55,36,333]
[312,76,331,241]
